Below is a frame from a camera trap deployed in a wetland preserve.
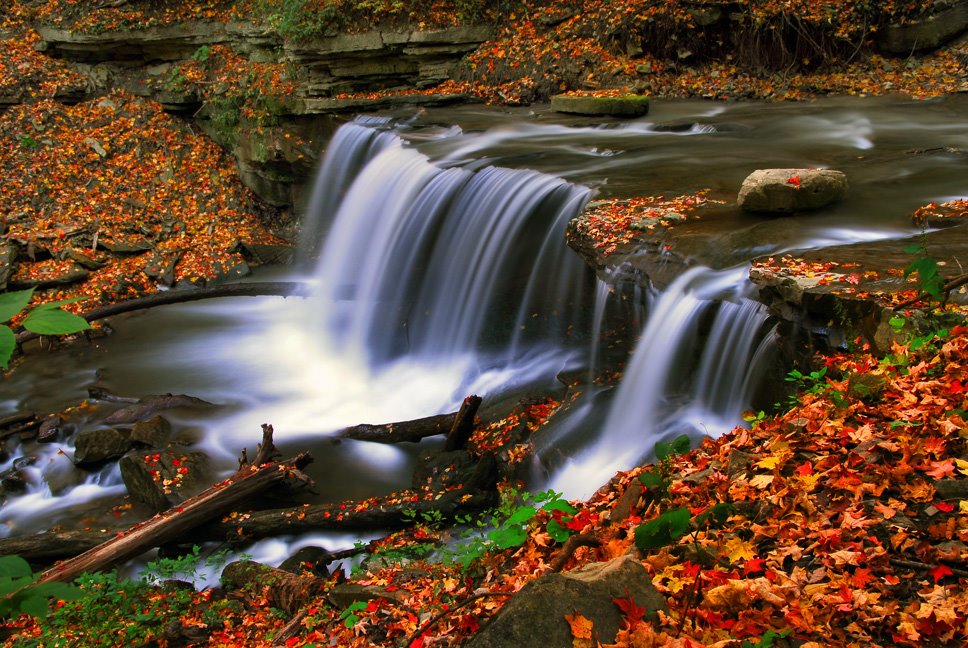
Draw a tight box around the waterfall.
[299,117,398,259]
[546,266,775,498]
[304,119,593,373]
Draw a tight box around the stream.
[1,95,966,569]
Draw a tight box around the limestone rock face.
[879,0,968,54]
[466,554,666,648]
[738,168,847,214]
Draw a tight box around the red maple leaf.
[929,564,953,583]
[613,592,646,630]
[787,175,802,188]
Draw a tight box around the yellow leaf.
[955,458,968,476]
[756,454,781,470]
[724,537,755,564]
[960,500,968,513]
[749,474,775,489]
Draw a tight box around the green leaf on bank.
[634,507,691,550]
[0,326,15,370]
[22,309,91,335]
[0,288,35,323]
[655,434,691,461]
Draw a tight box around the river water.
[1,96,966,554]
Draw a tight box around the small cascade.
[546,266,775,498]
[299,117,399,260]
[306,121,593,372]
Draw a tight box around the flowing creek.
[1,95,966,570]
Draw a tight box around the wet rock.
[42,453,87,495]
[738,168,848,214]
[99,237,154,254]
[466,554,666,648]
[130,415,172,448]
[412,450,497,492]
[104,394,216,425]
[279,546,334,576]
[550,94,650,117]
[9,263,90,289]
[37,414,72,443]
[879,0,968,54]
[238,242,295,266]
[119,447,208,511]
[142,251,182,286]
[66,249,106,270]
[73,428,134,466]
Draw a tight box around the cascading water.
[307,118,593,375]
[544,265,776,498]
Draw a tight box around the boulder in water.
[119,447,208,511]
[551,94,650,117]
[738,168,847,214]
[73,428,134,466]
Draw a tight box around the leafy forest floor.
[0,1,966,646]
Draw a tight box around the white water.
[546,266,775,498]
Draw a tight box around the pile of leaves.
[568,193,716,257]
[0,90,286,316]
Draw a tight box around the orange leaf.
[564,612,594,640]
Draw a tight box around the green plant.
[192,45,212,62]
[18,546,241,646]
[0,555,80,619]
[340,600,368,628]
[904,240,945,305]
[638,433,691,501]
[443,489,578,567]
[20,134,39,149]
[0,288,90,369]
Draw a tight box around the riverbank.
[3,319,965,646]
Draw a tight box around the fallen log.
[340,412,457,444]
[15,281,310,346]
[221,560,322,615]
[444,395,482,452]
[34,426,312,585]
[0,529,114,562]
[103,393,216,425]
[210,488,498,542]
[338,395,481,445]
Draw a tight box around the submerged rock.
[466,554,666,647]
[738,168,847,214]
[550,94,650,117]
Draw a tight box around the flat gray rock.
[738,168,847,214]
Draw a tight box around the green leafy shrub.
[0,555,80,620]
[0,288,90,369]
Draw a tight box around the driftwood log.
[339,412,457,444]
[338,394,481,446]
[208,487,497,541]
[33,425,312,585]
[15,281,310,346]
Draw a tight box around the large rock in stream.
[738,168,848,214]
[465,554,666,648]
